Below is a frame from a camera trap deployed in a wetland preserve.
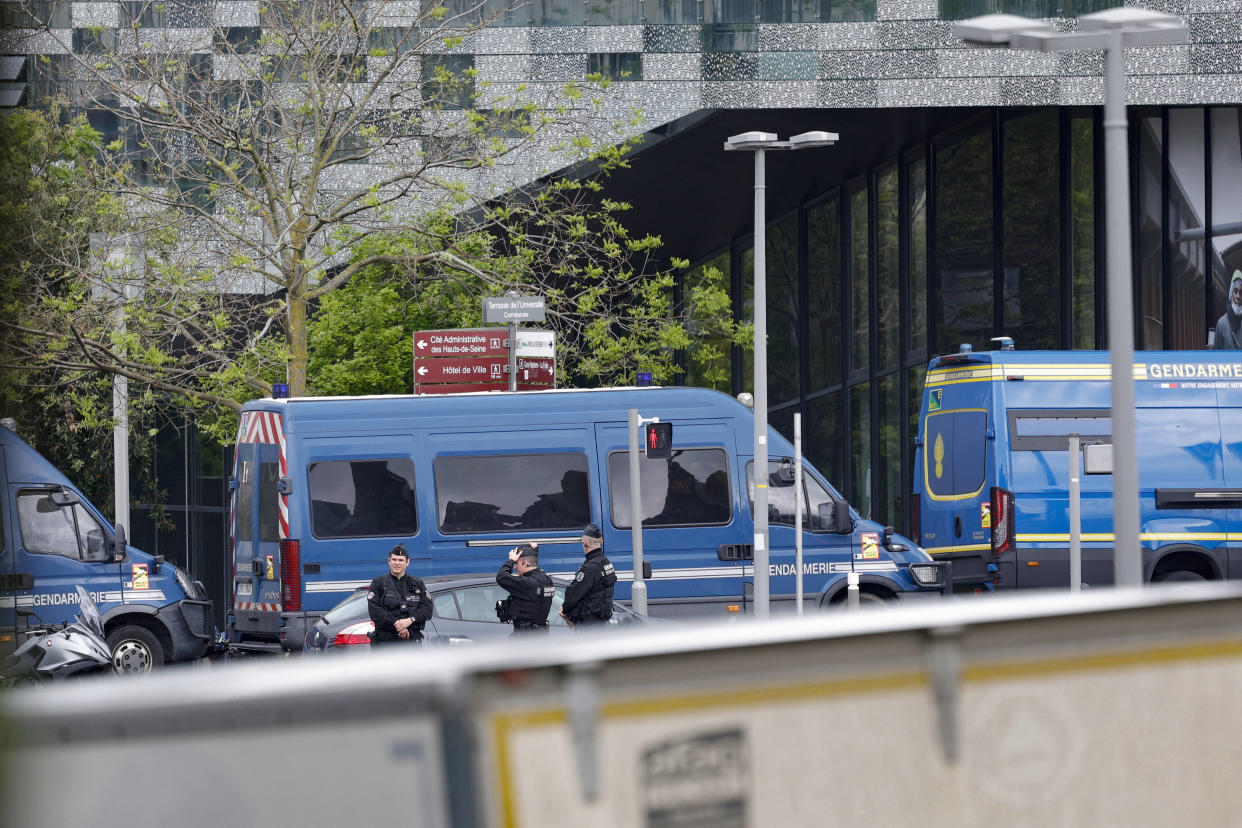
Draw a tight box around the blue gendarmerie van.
[913,346,1242,590]
[227,386,948,652]
[0,423,214,672]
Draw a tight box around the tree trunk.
[287,275,308,397]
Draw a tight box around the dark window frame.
[433,451,591,535]
[1008,408,1111,451]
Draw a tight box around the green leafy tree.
[2,0,736,435]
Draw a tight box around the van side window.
[434,453,590,533]
[607,449,731,528]
[308,459,418,539]
[1010,409,1111,451]
[745,461,839,531]
[16,491,108,562]
[923,410,988,498]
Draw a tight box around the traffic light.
[644,422,672,458]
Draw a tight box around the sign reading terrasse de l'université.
[483,296,546,323]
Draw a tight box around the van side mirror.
[829,501,849,533]
[111,524,128,562]
[776,459,795,484]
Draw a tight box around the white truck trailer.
[3,583,1242,827]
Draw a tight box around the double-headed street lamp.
[725,130,837,617]
[954,8,1187,587]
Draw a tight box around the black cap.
[516,543,539,560]
[389,544,410,559]
[582,522,602,540]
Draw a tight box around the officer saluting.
[367,544,432,645]
[496,543,555,633]
[560,523,616,627]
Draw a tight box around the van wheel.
[825,588,894,608]
[107,626,164,675]
[1153,570,1206,583]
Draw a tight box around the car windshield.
[323,590,367,624]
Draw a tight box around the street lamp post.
[953,8,1187,587]
[725,130,837,617]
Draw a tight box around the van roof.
[241,385,754,433]
[928,349,1242,371]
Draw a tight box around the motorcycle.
[1,586,112,686]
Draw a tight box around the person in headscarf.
[1212,270,1242,350]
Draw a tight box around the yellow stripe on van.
[927,362,1149,385]
[925,544,991,555]
[1017,532,1235,543]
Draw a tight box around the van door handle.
[954,516,962,538]
[448,637,473,645]
[718,544,753,562]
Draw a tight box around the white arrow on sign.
[417,365,428,376]
[416,339,427,350]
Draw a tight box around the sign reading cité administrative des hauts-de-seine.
[413,323,555,394]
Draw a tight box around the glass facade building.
[683,105,1242,536]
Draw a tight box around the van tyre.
[107,626,164,675]
[1153,570,1205,583]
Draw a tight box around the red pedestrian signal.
[645,422,672,458]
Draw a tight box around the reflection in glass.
[1167,108,1207,349]
[905,364,925,535]
[876,164,900,368]
[684,251,734,391]
[1137,117,1164,349]
[935,126,993,352]
[434,454,589,533]
[850,382,871,518]
[1071,118,1096,349]
[876,374,902,530]
[769,213,800,404]
[1003,111,1060,350]
[741,246,754,395]
[850,186,870,373]
[808,198,842,391]
[1210,107,1242,349]
[806,391,844,488]
[608,449,731,528]
[909,158,928,354]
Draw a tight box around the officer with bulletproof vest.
[367,544,432,645]
[495,543,555,633]
[560,523,617,627]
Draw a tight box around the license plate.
[236,582,253,596]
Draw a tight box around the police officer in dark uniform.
[367,544,432,645]
[560,523,616,627]
[495,543,555,633]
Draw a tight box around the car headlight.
[908,563,943,587]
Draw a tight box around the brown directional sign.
[413,328,507,358]
[514,357,555,385]
[416,381,552,395]
[415,356,507,384]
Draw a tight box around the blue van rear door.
[233,442,283,614]
[594,420,742,609]
[920,404,991,563]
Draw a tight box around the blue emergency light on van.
[0,423,214,672]
[227,386,948,652]
[912,348,1242,590]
